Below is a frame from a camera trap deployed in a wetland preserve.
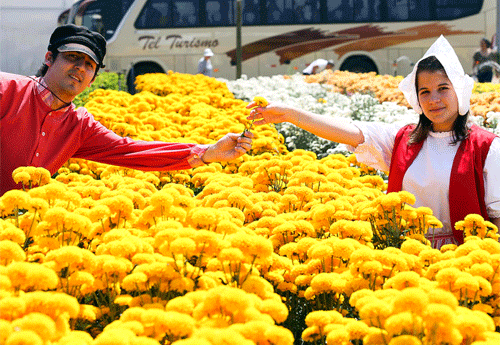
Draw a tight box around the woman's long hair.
[408,55,469,145]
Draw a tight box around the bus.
[59,0,497,92]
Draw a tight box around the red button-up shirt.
[0,72,208,195]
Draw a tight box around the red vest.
[387,124,497,244]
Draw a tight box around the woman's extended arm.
[246,102,365,148]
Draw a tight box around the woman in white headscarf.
[198,48,214,77]
[246,36,500,248]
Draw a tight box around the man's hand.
[201,131,254,163]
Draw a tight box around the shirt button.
[35,153,39,157]
[42,132,46,136]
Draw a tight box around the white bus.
[60,0,497,92]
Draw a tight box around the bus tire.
[127,63,164,94]
[340,56,378,74]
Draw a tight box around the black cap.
[48,24,106,68]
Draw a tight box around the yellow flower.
[252,96,269,107]
[68,271,95,288]
[165,296,195,314]
[0,190,30,214]
[326,328,350,345]
[427,289,458,309]
[423,303,455,325]
[379,193,402,210]
[454,308,495,341]
[458,275,489,299]
[169,237,197,257]
[391,288,429,315]
[6,262,58,291]
[13,171,31,186]
[56,331,94,345]
[218,247,244,262]
[259,325,294,345]
[5,330,44,345]
[345,320,371,341]
[11,312,56,343]
[305,310,344,329]
[302,325,322,342]
[388,335,422,345]
[310,273,346,294]
[23,291,80,320]
[259,299,288,324]
[384,311,423,336]
[93,328,138,345]
[0,240,26,264]
[0,296,27,321]
[383,271,421,290]
[358,299,393,326]
[170,277,195,293]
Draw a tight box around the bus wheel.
[340,56,378,74]
[127,63,164,94]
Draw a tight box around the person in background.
[472,38,494,83]
[302,59,334,75]
[488,34,500,82]
[0,25,253,195]
[247,36,500,248]
[198,48,214,77]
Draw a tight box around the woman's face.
[417,70,459,132]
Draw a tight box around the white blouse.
[348,122,500,236]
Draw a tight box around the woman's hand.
[201,131,254,163]
[245,101,295,126]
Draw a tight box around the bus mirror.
[230,60,236,66]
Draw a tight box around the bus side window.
[294,0,320,24]
[206,0,230,26]
[206,0,260,27]
[410,0,429,21]
[266,0,294,24]
[387,0,409,21]
[135,0,171,29]
[326,0,353,23]
[172,0,199,27]
[241,0,260,25]
[436,0,479,20]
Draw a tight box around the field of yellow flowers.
[1,71,500,345]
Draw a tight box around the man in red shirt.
[0,25,253,195]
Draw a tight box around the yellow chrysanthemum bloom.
[0,240,26,265]
[252,96,269,107]
[388,335,422,345]
[384,311,423,336]
[391,287,429,315]
[5,330,44,345]
[6,261,58,291]
[11,312,57,343]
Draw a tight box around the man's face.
[44,51,97,103]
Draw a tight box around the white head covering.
[204,48,214,57]
[398,35,474,116]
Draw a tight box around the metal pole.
[497,0,500,51]
[236,0,242,79]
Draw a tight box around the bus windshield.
[69,0,134,40]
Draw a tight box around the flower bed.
[1,71,499,345]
